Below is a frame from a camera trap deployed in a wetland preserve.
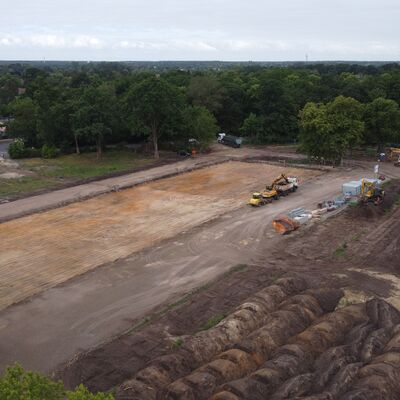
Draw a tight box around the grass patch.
[351,232,363,242]
[1,151,164,199]
[201,314,226,331]
[171,338,183,349]
[21,151,156,180]
[382,180,393,189]
[333,243,348,259]
[0,176,58,199]
[336,297,355,309]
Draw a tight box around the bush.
[8,139,41,159]
[41,144,59,159]
[0,364,114,400]
[25,147,41,158]
[8,139,26,159]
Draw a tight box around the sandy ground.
[0,161,372,374]
[0,162,320,311]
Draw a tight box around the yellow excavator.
[361,179,385,205]
[388,147,400,162]
[248,173,298,206]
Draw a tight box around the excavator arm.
[268,174,289,190]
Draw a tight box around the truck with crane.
[249,173,299,206]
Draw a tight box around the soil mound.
[112,279,400,400]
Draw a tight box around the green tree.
[126,76,184,158]
[364,97,400,150]
[7,97,38,146]
[182,105,219,148]
[240,113,264,141]
[67,385,114,400]
[0,74,21,113]
[0,364,114,400]
[299,96,364,164]
[186,75,225,114]
[71,83,117,158]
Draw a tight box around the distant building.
[17,87,26,95]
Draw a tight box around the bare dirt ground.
[0,147,398,394]
[0,159,382,375]
[56,182,400,400]
[0,161,321,311]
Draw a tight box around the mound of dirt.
[346,179,400,220]
[114,283,400,400]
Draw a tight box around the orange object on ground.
[272,216,300,234]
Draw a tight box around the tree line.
[1,62,400,160]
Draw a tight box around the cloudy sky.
[0,0,399,61]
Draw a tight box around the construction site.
[1,146,400,400]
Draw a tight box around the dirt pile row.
[116,277,309,399]
[115,279,400,400]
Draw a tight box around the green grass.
[333,243,348,259]
[201,314,227,331]
[0,176,58,199]
[0,151,162,199]
[336,297,354,309]
[351,233,363,242]
[21,151,156,180]
[171,338,184,349]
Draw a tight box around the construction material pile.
[115,278,400,400]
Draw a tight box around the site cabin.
[217,133,243,148]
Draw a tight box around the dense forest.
[1,61,400,162]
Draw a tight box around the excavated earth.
[57,181,400,399]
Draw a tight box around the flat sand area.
[0,161,321,311]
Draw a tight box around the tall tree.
[299,96,364,164]
[186,75,225,114]
[126,76,184,158]
[182,105,219,148]
[7,97,38,146]
[240,113,264,141]
[364,97,400,150]
[71,83,116,158]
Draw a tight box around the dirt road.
[0,164,371,374]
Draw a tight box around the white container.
[342,181,362,196]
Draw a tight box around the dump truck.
[248,173,298,206]
[219,134,243,148]
[249,187,279,206]
[269,174,299,196]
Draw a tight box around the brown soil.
[56,181,400,399]
[0,161,321,311]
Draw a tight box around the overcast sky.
[0,0,399,61]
